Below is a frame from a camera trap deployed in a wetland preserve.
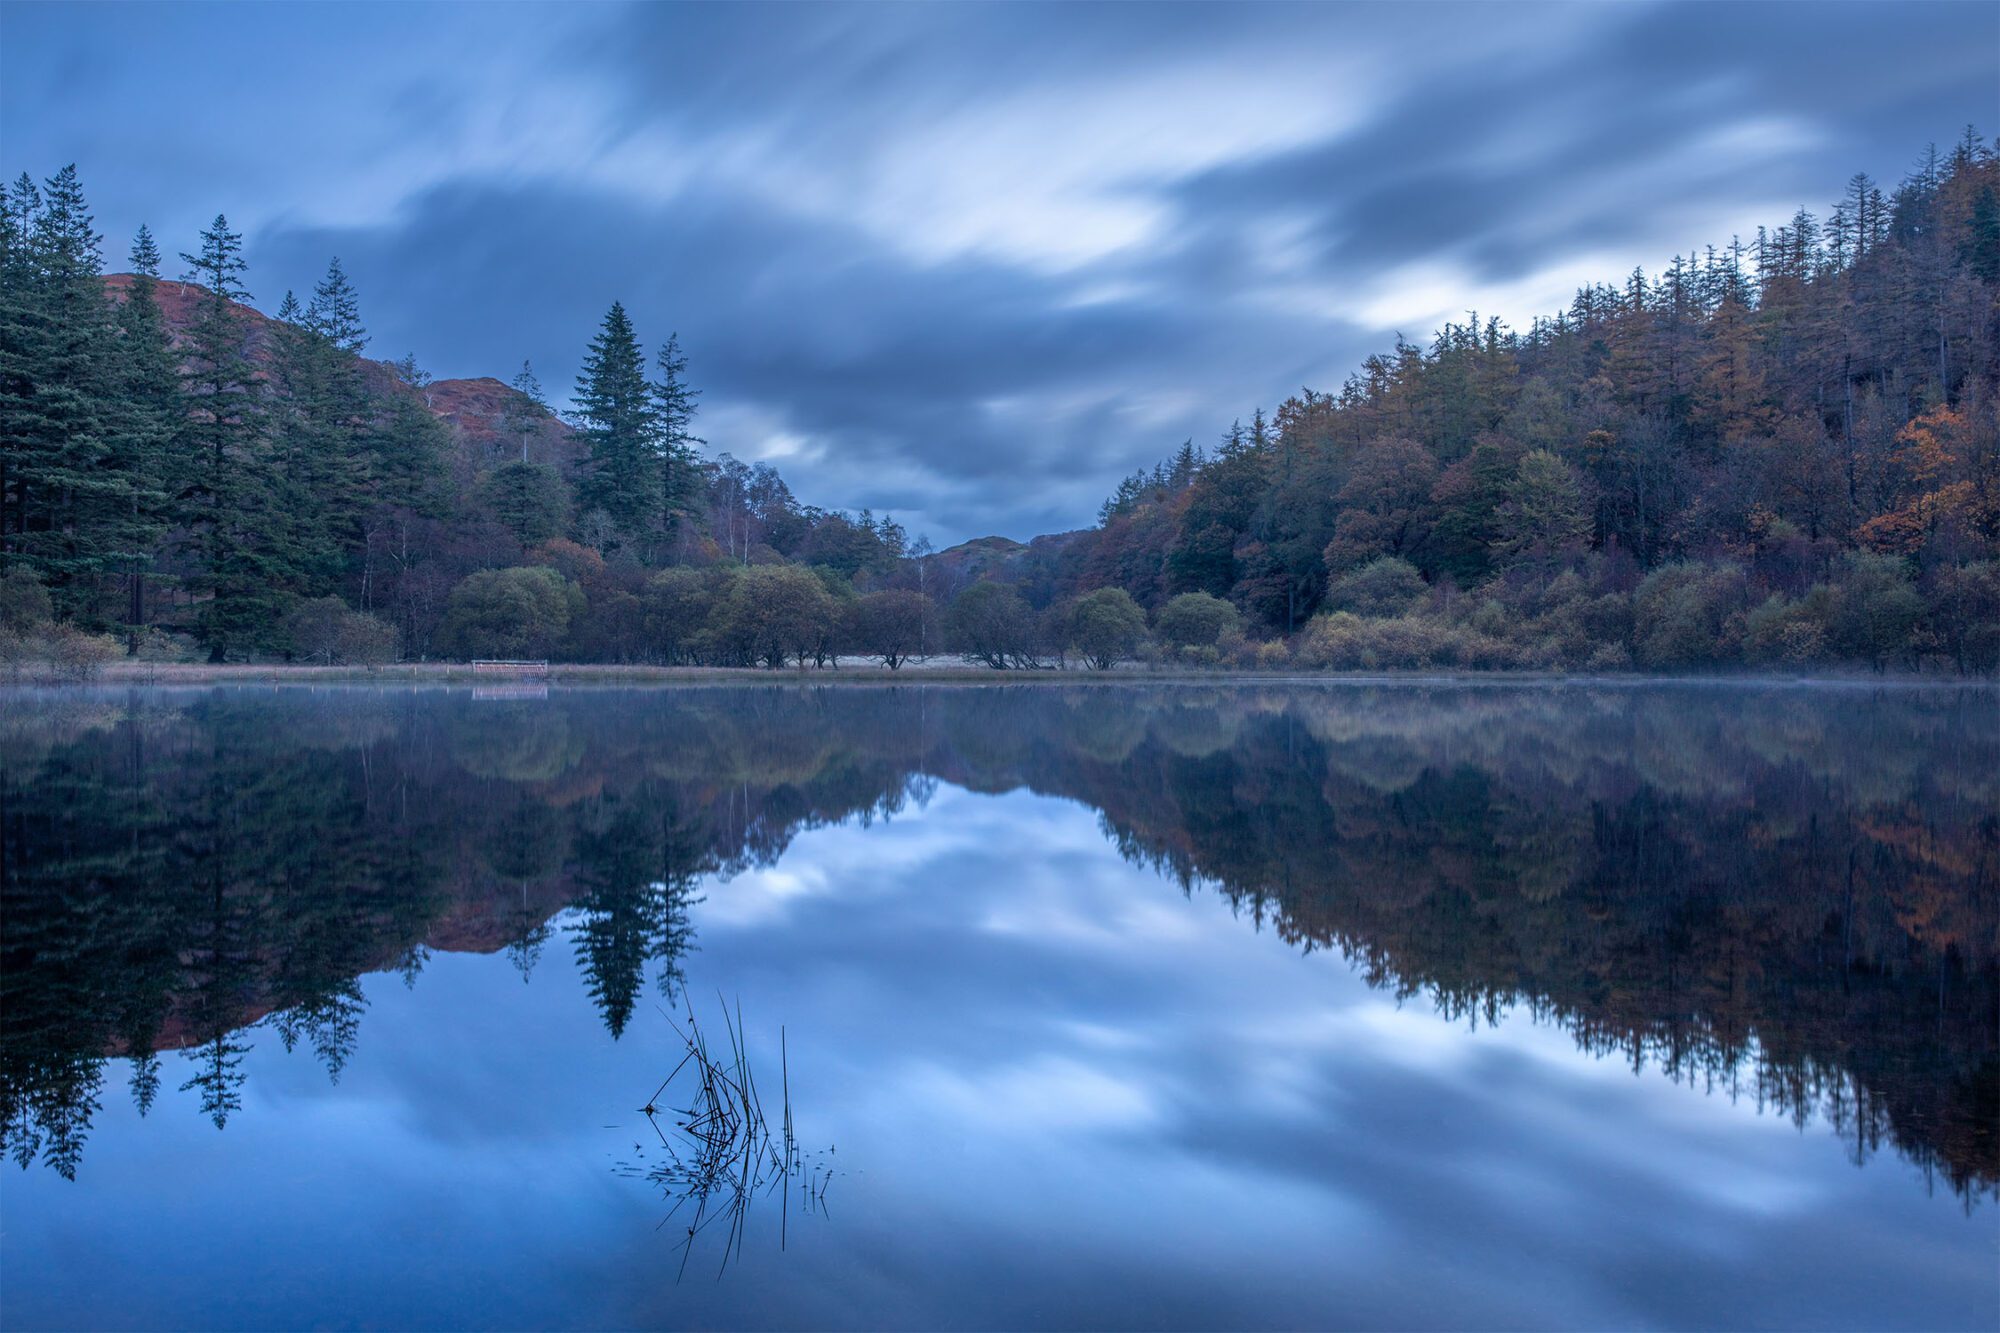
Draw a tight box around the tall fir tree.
[306,257,366,354]
[653,332,703,556]
[506,359,547,464]
[0,174,50,581]
[0,167,129,613]
[572,300,661,554]
[485,359,569,548]
[179,213,276,658]
[268,288,347,600]
[108,225,181,642]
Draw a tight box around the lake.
[2,681,1994,1330]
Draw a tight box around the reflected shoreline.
[4,682,1994,1200]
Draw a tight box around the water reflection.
[2,683,1993,1203]
[621,1000,830,1280]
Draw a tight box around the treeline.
[5,134,1999,673]
[0,167,924,667]
[1047,132,2000,673]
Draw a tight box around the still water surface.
[2,682,1995,1330]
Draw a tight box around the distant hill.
[102,272,581,474]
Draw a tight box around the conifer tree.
[0,168,123,611]
[653,332,703,556]
[506,359,547,464]
[108,225,180,641]
[268,288,345,599]
[301,260,373,588]
[573,301,661,553]
[486,359,569,547]
[1,174,52,579]
[306,257,366,355]
[179,213,275,658]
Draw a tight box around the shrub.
[1632,562,1750,669]
[1325,556,1427,618]
[854,589,937,669]
[948,582,1039,669]
[1926,562,2000,675]
[132,628,200,663]
[438,567,584,660]
[335,613,399,665]
[1583,642,1631,673]
[1827,552,1923,671]
[1155,592,1241,654]
[284,596,400,665]
[42,626,121,682]
[1066,587,1148,670]
[715,564,835,668]
[643,567,730,665]
[1743,591,1835,666]
[1297,611,1516,671]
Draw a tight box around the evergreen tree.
[0,167,126,613]
[179,213,276,659]
[488,359,568,548]
[305,257,366,354]
[107,226,181,642]
[572,301,661,554]
[653,332,703,556]
[505,359,547,464]
[268,288,346,600]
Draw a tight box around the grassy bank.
[24,659,1982,689]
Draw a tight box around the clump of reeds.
[620,997,831,1279]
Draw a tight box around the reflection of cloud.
[11,691,1993,1330]
[896,1055,1160,1134]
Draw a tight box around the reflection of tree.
[570,788,707,1037]
[1040,687,1998,1202]
[272,982,366,1083]
[505,889,552,983]
[176,874,258,1130]
[2,694,456,1168]
[3,684,1991,1198]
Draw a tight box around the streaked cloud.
[4,0,1992,542]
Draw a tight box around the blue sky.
[3,1,1994,544]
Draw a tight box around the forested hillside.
[3,133,1997,673]
[1053,132,2000,673]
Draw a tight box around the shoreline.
[5,660,1989,689]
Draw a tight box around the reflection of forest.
[3,685,1993,1198]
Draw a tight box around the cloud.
[4,0,1993,543]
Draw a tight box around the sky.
[3,1,1995,545]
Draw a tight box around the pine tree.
[108,225,181,642]
[1964,184,2000,283]
[653,332,703,557]
[299,259,374,593]
[573,301,661,554]
[0,174,51,579]
[487,358,568,547]
[306,257,365,354]
[505,359,547,464]
[0,167,165,620]
[268,288,346,599]
[179,213,275,659]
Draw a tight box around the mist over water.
[3,682,1994,1330]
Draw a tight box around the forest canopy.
[2,132,1997,673]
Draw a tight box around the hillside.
[4,137,1998,674]
[101,272,580,473]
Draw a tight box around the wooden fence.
[470,659,551,676]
